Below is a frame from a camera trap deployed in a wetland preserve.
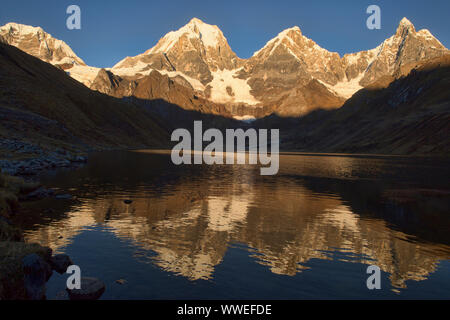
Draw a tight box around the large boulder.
[50,254,73,274]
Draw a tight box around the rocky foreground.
[0,139,88,176]
[0,168,106,300]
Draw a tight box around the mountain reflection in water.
[15,150,450,299]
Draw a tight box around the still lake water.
[15,150,450,299]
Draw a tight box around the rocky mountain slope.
[236,18,447,116]
[260,54,450,155]
[90,68,233,119]
[109,17,449,117]
[2,18,447,119]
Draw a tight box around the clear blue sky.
[1,0,449,68]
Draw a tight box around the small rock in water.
[55,194,72,200]
[67,277,105,300]
[124,200,133,205]
[50,254,73,274]
[22,187,54,201]
[115,279,127,285]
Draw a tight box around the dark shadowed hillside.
[0,42,169,156]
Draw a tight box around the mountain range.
[1,17,448,119]
[0,17,449,156]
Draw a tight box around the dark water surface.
[15,151,450,299]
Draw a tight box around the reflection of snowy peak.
[2,17,448,117]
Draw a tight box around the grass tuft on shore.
[0,169,40,217]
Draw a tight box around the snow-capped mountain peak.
[0,22,103,88]
[147,17,226,55]
[252,26,302,57]
[0,22,86,67]
[251,25,335,62]
[399,17,414,27]
[273,26,302,41]
[392,17,444,48]
[1,22,44,35]
[347,18,447,88]
[113,18,241,87]
[395,17,416,37]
